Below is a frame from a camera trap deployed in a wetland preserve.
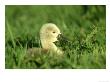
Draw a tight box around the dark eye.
[53,31,56,33]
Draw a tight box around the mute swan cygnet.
[27,23,63,56]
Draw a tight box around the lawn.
[5,5,106,69]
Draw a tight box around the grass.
[5,5,106,69]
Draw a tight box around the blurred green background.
[5,5,106,69]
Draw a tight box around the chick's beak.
[54,34,71,47]
[57,34,62,41]
[57,34,69,42]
